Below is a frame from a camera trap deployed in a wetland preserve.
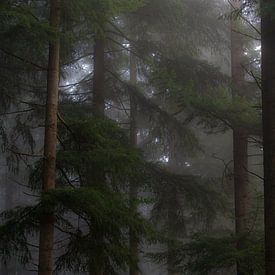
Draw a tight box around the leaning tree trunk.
[38,0,60,274]
[230,2,250,274]
[129,49,139,275]
[261,1,275,274]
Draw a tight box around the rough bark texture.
[129,50,139,275]
[231,2,250,274]
[261,1,275,274]
[38,0,60,274]
[92,34,105,117]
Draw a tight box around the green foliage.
[62,0,144,36]
[150,169,226,236]
[0,1,52,57]
[149,55,228,95]
[57,117,144,187]
[0,186,153,274]
[167,233,264,275]
[0,205,39,266]
[179,88,261,134]
[148,233,264,274]
[43,187,151,273]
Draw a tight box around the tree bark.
[38,1,60,274]
[129,49,139,275]
[167,140,179,275]
[167,195,177,275]
[230,2,250,274]
[261,1,275,274]
[92,34,105,117]
[89,31,106,275]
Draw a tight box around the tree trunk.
[89,31,106,275]
[38,1,60,274]
[261,1,275,274]
[167,195,177,275]
[167,140,179,275]
[92,34,105,117]
[129,49,139,275]
[89,268,104,275]
[233,129,249,275]
[230,2,250,274]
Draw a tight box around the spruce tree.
[38,0,60,274]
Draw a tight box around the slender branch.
[0,48,46,70]
[243,165,264,181]
[232,28,260,41]
[228,0,261,35]
[241,64,262,90]
[56,165,76,189]
[7,148,43,158]
[0,108,34,116]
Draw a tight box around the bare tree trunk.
[129,49,139,275]
[230,2,250,274]
[261,1,275,274]
[92,34,105,117]
[38,1,60,274]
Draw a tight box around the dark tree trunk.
[233,129,249,274]
[92,34,105,117]
[231,2,250,274]
[38,0,60,274]
[89,32,106,275]
[89,269,104,275]
[261,1,275,274]
[233,130,249,235]
[129,50,139,275]
[167,140,179,275]
[167,195,178,275]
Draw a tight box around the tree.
[38,1,61,274]
[231,1,251,274]
[261,0,275,274]
[129,49,139,275]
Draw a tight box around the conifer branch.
[0,48,46,70]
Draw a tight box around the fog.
[0,0,266,274]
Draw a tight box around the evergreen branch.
[57,112,79,146]
[231,28,261,41]
[106,36,145,62]
[0,108,34,116]
[62,52,94,66]
[59,74,92,89]
[56,165,76,188]
[107,20,133,42]
[0,48,46,70]
[241,65,262,90]
[228,0,261,35]
[244,167,264,181]
[211,154,233,185]
[7,148,43,158]
[3,91,45,107]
